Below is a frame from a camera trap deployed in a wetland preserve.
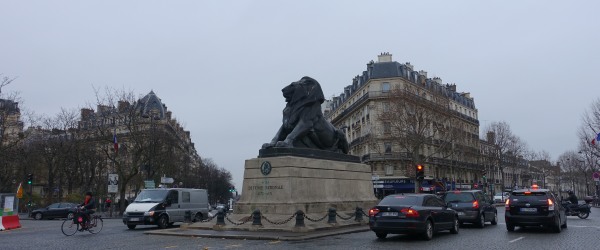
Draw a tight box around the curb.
[144,226,371,241]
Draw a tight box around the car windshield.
[134,190,169,203]
[444,192,474,203]
[379,195,419,206]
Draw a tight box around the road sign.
[144,180,156,189]
[474,183,478,188]
[108,174,118,193]
[374,184,384,188]
[372,175,380,181]
[161,177,174,184]
[593,172,600,181]
[372,180,384,184]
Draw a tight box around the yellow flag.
[16,182,23,198]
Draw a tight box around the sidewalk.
[145,225,370,241]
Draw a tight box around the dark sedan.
[442,190,498,227]
[31,202,78,220]
[368,194,459,240]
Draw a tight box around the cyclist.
[79,191,96,229]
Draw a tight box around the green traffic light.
[27,181,32,184]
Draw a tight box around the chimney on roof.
[377,52,392,63]
[487,131,496,144]
[81,108,94,120]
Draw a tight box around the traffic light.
[229,186,235,193]
[416,165,425,180]
[27,173,33,185]
[482,171,487,181]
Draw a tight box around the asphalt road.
[2,207,600,250]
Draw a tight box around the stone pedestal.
[234,155,378,215]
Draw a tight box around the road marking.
[509,237,524,243]
[567,225,600,229]
[225,245,242,248]
[164,246,178,249]
[269,241,281,244]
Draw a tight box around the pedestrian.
[105,197,112,209]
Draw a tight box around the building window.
[382,82,391,93]
[385,165,394,176]
[384,142,392,154]
[383,122,391,134]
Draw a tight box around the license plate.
[457,212,465,216]
[520,208,537,212]
[381,212,398,217]
[129,218,140,221]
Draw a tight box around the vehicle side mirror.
[165,199,172,206]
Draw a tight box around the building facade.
[326,53,481,196]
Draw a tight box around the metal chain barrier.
[336,212,355,220]
[304,213,328,222]
[361,209,369,217]
[261,213,296,225]
[224,214,252,226]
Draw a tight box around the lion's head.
[282,76,325,106]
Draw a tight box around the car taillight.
[77,217,83,223]
[368,208,380,217]
[548,199,555,211]
[472,200,479,209]
[505,198,510,211]
[400,208,420,218]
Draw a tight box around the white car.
[493,192,510,203]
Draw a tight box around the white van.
[122,188,209,229]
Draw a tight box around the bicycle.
[61,208,104,236]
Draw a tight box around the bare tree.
[483,121,529,190]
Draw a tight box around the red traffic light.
[417,165,423,171]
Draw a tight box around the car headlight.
[123,212,128,216]
[144,211,154,216]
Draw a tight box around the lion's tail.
[335,129,350,154]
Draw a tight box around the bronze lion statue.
[262,76,349,154]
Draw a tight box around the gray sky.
[2,0,599,190]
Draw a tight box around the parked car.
[442,190,498,228]
[505,188,566,233]
[122,188,209,229]
[31,202,78,220]
[368,193,459,240]
[493,192,510,203]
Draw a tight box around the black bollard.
[216,209,225,226]
[252,209,262,226]
[355,207,363,222]
[328,207,337,224]
[295,210,305,227]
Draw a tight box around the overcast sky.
[1,1,599,190]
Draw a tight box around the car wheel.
[476,213,485,228]
[34,213,43,220]
[193,213,203,222]
[423,220,434,240]
[552,216,562,233]
[450,216,459,234]
[67,212,74,220]
[127,224,137,230]
[506,223,515,232]
[491,212,498,225]
[375,232,387,239]
[157,215,169,229]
